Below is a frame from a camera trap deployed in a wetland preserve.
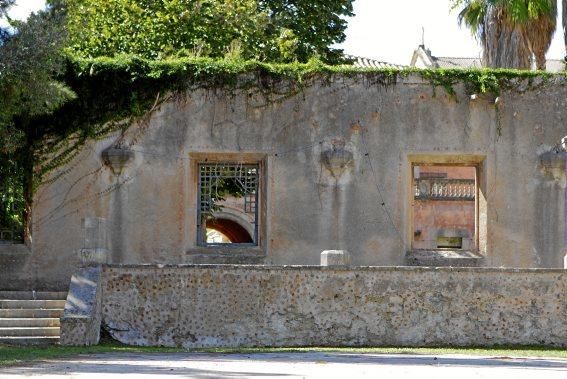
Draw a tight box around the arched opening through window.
[198,162,259,246]
[206,218,253,244]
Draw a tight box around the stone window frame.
[187,152,268,257]
[406,154,487,266]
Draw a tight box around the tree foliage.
[65,0,353,63]
[258,0,354,63]
[66,0,268,60]
[0,1,75,153]
[453,0,557,69]
[0,1,74,239]
[563,0,567,59]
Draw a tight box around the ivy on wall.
[0,55,556,242]
[23,56,563,213]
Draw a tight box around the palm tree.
[454,0,556,69]
[563,0,567,60]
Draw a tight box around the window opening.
[0,178,25,245]
[413,165,476,250]
[198,163,259,246]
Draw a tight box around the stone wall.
[101,265,567,347]
[2,73,567,290]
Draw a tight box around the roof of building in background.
[410,45,565,72]
[434,56,483,69]
[346,46,564,72]
[345,55,408,69]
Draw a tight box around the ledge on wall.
[405,249,484,267]
[184,249,265,264]
[0,244,31,254]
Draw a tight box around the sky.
[0,0,44,28]
[2,0,566,65]
[338,0,565,64]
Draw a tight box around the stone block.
[405,250,484,267]
[59,266,102,346]
[320,250,350,266]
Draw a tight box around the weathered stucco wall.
[2,73,566,289]
[101,265,567,347]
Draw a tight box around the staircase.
[0,291,67,345]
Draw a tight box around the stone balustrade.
[414,178,475,201]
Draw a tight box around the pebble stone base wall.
[101,265,567,348]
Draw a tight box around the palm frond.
[457,0,488,40]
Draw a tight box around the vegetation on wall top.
[34,55,559,183]
[4,55,564,232]
[70,54,558,98]
[75,54,558,86]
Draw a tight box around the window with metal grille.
[197,163,259,246]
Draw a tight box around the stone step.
[0,326,60,337]
[0,291,67,300]
[0,300,66,309]
[0,308,65,318]
[0,336,59,345]
[0,318,60,327]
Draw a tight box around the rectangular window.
[197,162,259,246]
[412,165,476,251]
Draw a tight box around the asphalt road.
[1,352,567,378]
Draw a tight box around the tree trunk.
[523,0,557,70]
[20,117,34,244]
[483,7,532,69]
[22,141,33,244]
[564,0,567,61]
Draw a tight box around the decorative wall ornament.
[101,145,135,175]
[540,150,566,181]
[321,141,354,179]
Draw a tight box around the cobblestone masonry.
[101,265,567,348]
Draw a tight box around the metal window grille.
[197,162,259,245]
